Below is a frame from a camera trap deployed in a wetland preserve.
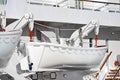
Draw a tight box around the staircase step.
[106,69,120,80]
[105,77,120,80]
[110,69,118,71]
[108,71,118,74]
[108,69,119,74]
[107,75,120,77]
[105,67,120,80]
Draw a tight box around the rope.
[35,22,77,31]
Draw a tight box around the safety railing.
[26,0,120,13]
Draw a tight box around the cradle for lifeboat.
[20,42,107,71]
[0,30,22,67]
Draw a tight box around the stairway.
[105,67,120,80]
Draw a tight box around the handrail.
[80,0,120,5]
[96,51,112,78]
[27,0,120,5]
[26,0,120,13]
[112,67,120,80]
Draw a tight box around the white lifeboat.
[20,42,107,71]
[0,30,22,67]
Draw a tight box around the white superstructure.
[0,0,120,80]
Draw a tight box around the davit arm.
[5,13,34,41]
[5,13,34,31]
[68,20,99,47]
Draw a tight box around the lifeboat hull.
[20,42,107,71]
[0,30,22,67]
